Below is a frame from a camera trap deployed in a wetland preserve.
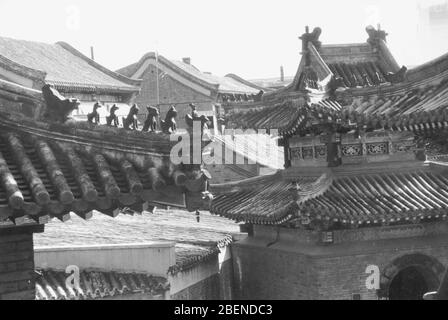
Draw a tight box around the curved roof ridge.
[117,51,219,91]
[55,41,141,87]
[117,52,260,94]
[0,54,46,82]
[406,51,448,82]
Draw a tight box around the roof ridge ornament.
[41,84,80,123]
[299,26,322,66]
[366,24,388,46]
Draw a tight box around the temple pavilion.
[208,25,448,300]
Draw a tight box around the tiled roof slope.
[327,61,389,88]
[0,36,139,92]
[35,210,239,274]
[0,111,210,225]
[224,99,307,134]
[210,171,332,224]
[116,52,259,95]
[315,42,397,89]
[171,60,260,94]
[210,162,448,229]
[223,97,342,134]
[35,269,168,300]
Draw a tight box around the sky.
[0,0,448,79]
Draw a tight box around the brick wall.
[136,65,215,129]
[231,222,448,300]
[315,244,448,300]
[219,257,234,300]
[231,243,318,300]
[171,274,220,300]
[0,225,44,300]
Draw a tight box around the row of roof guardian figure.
[41,85,208,135]
[86,101,177,133]
[87,101,210,135]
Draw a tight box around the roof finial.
[366,25,388,45]
[299,26,322,64]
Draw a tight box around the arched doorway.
[380,253,445,300]
[388,266,430,300]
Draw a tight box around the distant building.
[249,75,294,90]
[116,53,262,129]
[0,36,141,122]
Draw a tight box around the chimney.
[90,46,95,61]
[280,66,285,82]
[182,57,191,65]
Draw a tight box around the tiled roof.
[169,235,233,275]
[35,269,168,300]
[210,172,332,224]
[223,97,344,135]
[0,36,139,92]
[224,99,308,135]
[35,210,239,275]
[116,52,259,95]
[223,56,448,135]
[171,60,260,94]
[336,74,448,131]
[210,163,448,229]
[0,111,210,224]
[327,61,388,88]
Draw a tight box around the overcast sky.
[1,0,447,79]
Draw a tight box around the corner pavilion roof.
[222,36,448,136]
[209,31,448,230]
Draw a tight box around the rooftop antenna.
[90,46,95,61]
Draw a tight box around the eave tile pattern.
[0,128,207,224]
[224,100,306,134]
[35,269,168,300]
[210,167,448,229]
[300,170,448,226]
[210,173,327,224]
[328,61,388,88]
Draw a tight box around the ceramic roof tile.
[210,166,448,229]
[224,99,307,134]
[0,36,138,92]
[35,210,239,275]
[0,105,210,224]
[210,172,331,224]
[35,269,168,300]
[328,61,388,88]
